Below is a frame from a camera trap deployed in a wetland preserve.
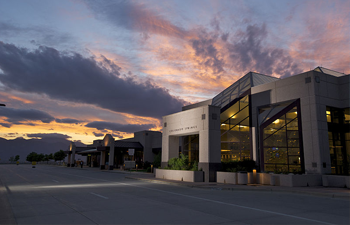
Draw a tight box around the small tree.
[9,156,15,163]
[54,150,66,162]
[37,153,44,162]
[14,155,20,161]
[43,154,50,164]
[26,152,39,162]
[48,153,54,160]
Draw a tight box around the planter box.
[237,172,248,185]
[217,172,237,184]
[247,172,254,184]
[259,173,271,185]
[322,175,350,188]
[270,174,280,186]
[155,168,204,182]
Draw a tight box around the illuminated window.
[220,94,250,162]
[327,106,350,175]
[261,102,303,173]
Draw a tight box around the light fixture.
[326,111,331,115]
[273,119,280,124]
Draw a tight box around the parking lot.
[0,164,349,224]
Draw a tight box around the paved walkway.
[71,166,350,200]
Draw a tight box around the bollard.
[253,169,257,184]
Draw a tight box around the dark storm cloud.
[0,42,186,118]
[227,24,302,77]
[0,123,11,128]
[85,0,188,38]
[0,107,55,126]
[26,133,72,140]
[55,118,81,124]
[92,132,104,137]
[191,31,225,75]
[86,121,154,133]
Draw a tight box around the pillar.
[67,153,71,167]
[100,151,106,169]
[108,138,115,170]
[161,136,179,168]
[69,142,76,167]
[198,129,221,182]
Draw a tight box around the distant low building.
[66,130,162,169]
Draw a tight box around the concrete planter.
[237,171,248,185]
[269,174,322,187]
[322,175,350,188]
[217,171,237,184]
[155,168,204,182]
[270,174,280,186]
[247,172,254,184]
[259,173,271,185]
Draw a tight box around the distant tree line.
[26,150,66,163]
[8,155,20,163]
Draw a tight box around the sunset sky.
[0,0,349,145]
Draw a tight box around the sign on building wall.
[128,149,135,156]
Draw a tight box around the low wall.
[275,174,322,187]
[323,175,350,188]
[155,169,204,182]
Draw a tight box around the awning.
[77,149,99,154]
[114,141,143,149]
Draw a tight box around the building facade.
[162,68,349,182]
[67,130,162,169]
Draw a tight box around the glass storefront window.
[261,102,303,173]
[183,134,199,163]
[220,94,250,162]
[327,107,350,175]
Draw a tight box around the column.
[67,153,71,167]
[108,139,115,170]
[100,151,106,169]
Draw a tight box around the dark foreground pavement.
[1,164,349,225]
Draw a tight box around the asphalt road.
[0,164,349,225]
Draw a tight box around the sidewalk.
[66,166,350,200]
[124,173,350,200]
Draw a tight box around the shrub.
[168,154,189,170]
[190,161,198,171]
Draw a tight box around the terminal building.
[66,130,161,169]
[161,67,349,182]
